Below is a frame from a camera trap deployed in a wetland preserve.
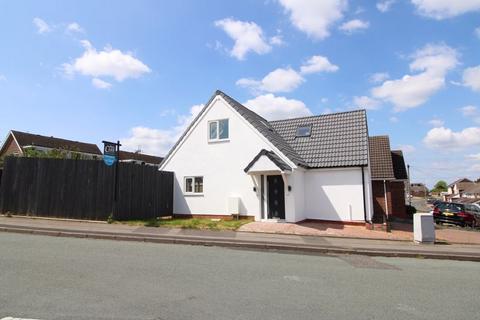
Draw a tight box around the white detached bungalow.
[160,90,374,223]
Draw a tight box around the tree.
[431,180,447,193]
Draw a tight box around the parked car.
[433,202,479,228]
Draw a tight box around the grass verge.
[115,217,251,231]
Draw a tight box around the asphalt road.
[0,233,479,320]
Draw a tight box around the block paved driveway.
[1,233,479,320]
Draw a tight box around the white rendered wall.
[304,167,368,222]
[161,97,294,220]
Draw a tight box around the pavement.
[1,215,480,261]
[1,232,479,320]
[239,220,480,245]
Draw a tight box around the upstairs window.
[296,125,312,137]
[209,119,229,141]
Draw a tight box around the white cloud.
[377,0,396,12]
[466,153,480,161]
[352,95,381,110]
[371,43,458,111]
[389,116,399,123]
[62,40,150,87]
[370,72,390,83]
[300,55,339,74]
[424,126,480,149]
[339,19,370,34]
[462,65,480,92]
[411,0,480,19]
[237,67,304,93]
[397,144,416,154]
[92,78,112,89]
[66,22,84,34]
[428,118,444,127]
[238,54,337,93]
[214,18,271,60]
[475,27,480,39]
[461,105,478,116]
[278,0,348,40]
[244,94,312,120]
[121,104,203,156]
[269,35,285,46]
[33,17,51,34]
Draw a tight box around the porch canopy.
[244,149,292,175]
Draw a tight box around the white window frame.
[184,176,204,195]
[208,119,229,142]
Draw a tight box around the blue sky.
[0,0,479,187]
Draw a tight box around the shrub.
[406,205,417,217]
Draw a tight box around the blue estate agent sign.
[103,154,116,166]
[102,140,120,166]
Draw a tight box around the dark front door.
[267,175,285,219]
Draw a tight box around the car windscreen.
[446,203,463,212]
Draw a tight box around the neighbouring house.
[118,150,163,166]
[160,90,381,223]
[461,183,480,199]
[410,183,428,198]
[0,130,102,161]
[369,136,408,222]
[447,178,475,198]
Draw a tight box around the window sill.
[184,193,204,197]
[208,139,230,144]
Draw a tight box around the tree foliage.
[431,180,447,192]
[22,147,86,160]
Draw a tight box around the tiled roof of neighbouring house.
[161,90,369,169]
[448,178,473,187]
[463,183,480,195]
[368,136,395,180]
[11,130,102,155]
[391,150,408,180]
[118,150,163,165]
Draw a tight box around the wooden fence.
[0,157,173,220]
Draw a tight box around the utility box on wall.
[414,213,435,243]
[228,197,240,215]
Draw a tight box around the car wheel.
[472,220,477,229]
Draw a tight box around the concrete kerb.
[0,225,479,262]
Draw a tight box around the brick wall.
[372,180,406,222]
[0,135,22,159]
[390,181,406,218]
[372,180,390,223]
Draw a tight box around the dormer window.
[208,119,229,141]
[296,125,312,137]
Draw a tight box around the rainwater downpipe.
[383,179,389,224]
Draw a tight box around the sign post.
[102,140,121,218]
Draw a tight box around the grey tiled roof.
[161,90,369,169]
[269,110,369,168]
[219,92,308,167]
[391,150,408,180]
[244,149,292,173]
[368,136,395,179]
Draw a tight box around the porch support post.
[280,172,289,193]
